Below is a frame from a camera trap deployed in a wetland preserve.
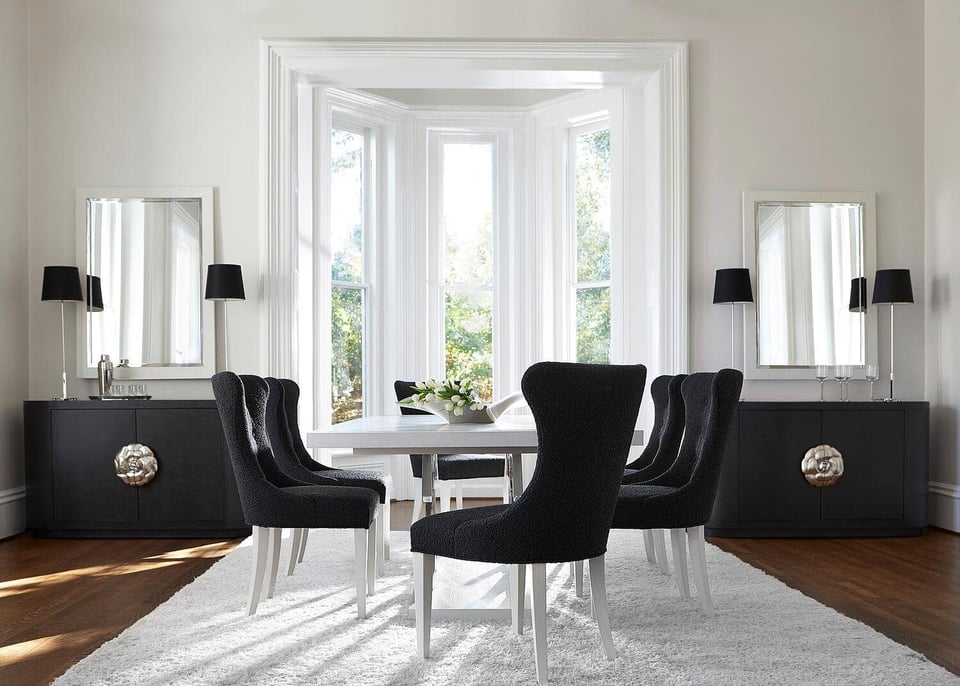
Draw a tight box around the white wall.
[925,0,960,531]
[0,0,29,537]
[19,0,927,520]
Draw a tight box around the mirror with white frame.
[741,190,877,380]
[76,187,215,380]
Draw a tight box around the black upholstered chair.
[394,380,508,520]
[212,372,379,618]
[621,373,687,574]
[276,378,393,566]
[411,362,646,684]
[610,369,743,616]
[263,377,387,577]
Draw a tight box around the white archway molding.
[260,39,688,376]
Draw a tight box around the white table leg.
[508,452,524,502]
[422,454,437,517]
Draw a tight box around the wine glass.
[865,364,880,401]
[815,365,830,401]
[835,365,852,401]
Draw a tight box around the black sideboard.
[24,400,249,538]
[707,401,929,537]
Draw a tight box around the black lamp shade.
[848,276,867,313]
[41,266,83,302]
[205,264,245,301]
[713,268,754,304]
[872,268,914,305]
[86,275,104,312]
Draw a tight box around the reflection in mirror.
[86,198,203,368]
[755,201,865,367]
[77,187,214,380]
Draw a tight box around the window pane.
[331,286,364,423]
[576,286,610,364]
[444,289,493,401]
[575,129,611,283]
[443,143,493,287]
[331,128,363,283]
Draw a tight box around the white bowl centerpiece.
[399,379,525,424]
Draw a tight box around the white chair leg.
[688,525,714,616]
[438,481,451,513]
[354,528,367,619]
[455,482,463,510]
[414,552,435,658]
[367,518,377,595]
[670,528,691,599]
[511,563,526,634]
[411,490,423,526]
[375,506,385,576]
[247,526,269,616]
[574,560,584,598]
[653,529,670,576]
[383,498,391,561]
[502,474,511,503]
[266,527,282,598]
[642,530,657,564]
[287,527,303,576]
[531,563,548,685]
[297,527,308,563]
[588,555,616,660]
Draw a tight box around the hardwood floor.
[1,501,957,684]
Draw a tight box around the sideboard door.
[820,409,904,521]
[738,409,821,523]
[52,409,138,523]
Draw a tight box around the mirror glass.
[77,187,215,379]
[742,191,876,379]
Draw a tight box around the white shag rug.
[55,530,958,685]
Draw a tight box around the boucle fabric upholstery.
[212,372,377,530]
[611,369,743,530]
[394,380,505,480]
[277,378,390,503]
[622,374,687,482]
[410,362,646,564]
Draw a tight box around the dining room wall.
[924,0,960,531]
[24,0,925,402]
[0,0,29,538]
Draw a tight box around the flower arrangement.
[399,379,486,417]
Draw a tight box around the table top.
[305,414,642,454]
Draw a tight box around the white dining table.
[305,414,643,618]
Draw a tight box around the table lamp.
[42,266,83,400]
[205,263,245,371]
[871,268,913,401]
[713,268,754,369]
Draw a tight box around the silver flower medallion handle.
[801,444,843,487]
[114,443,158,486]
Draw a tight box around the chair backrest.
[394,379,430,478]
[513,361,646,561]
[264,378,338,485]
[239,375,305,488]
[628,374,686,471]
[276,378,329,472]
[211,372,283,523]
[671,369,743,522]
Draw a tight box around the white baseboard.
[0,486,26,540]
[929,481,960,533]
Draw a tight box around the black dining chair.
[411,362,646,684]
[263,377,386,577]
[610,369,743,616]
[276,378,393,567]
[212,372,379,618]
[570,373,686,590]
[394,380,508,521]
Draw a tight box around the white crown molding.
[260,39,689,377]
